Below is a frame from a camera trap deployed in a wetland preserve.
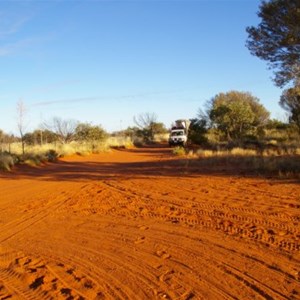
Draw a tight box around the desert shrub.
[188,118,208,145]
[133,113,168,143]
[132,137,145,147]
[204,91,270,143]
[0,153,15,171]
[45,149,59,162]
[19,153,45,166]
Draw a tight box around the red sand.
[0,146,299,299]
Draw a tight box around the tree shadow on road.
[0,146,299,184]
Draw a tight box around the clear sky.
[0,0,286,134]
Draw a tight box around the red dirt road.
[0,146,299,299]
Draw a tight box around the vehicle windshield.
[171,131,184,136]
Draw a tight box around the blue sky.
[0,0,286,134]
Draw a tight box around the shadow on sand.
[0,146,299,184]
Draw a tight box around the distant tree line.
[0,112,169,154]
[0,120,108,153]
[0,130,17,152]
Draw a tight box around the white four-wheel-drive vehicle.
[168,119,191,147]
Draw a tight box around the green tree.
[44,117,78,144]
[207,91,270,142]
[0,131,16,153]
[246,0,300,87]
[40,129,57,144]
[133,113,166,142]
[265,119,290,131]
[23,132,35,145]
[150,122,168,135]
[188,118,208,145]
[113,126,140,139]
[279,86,300,132]
[75,123,107,150]
[23,129,57,146]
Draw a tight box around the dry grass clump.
[195,148,257,158]
[195,146,300,158]
[192,147,300,177]
[106,136,134,149]
[0,148,60,171]
[22,155,44,167]
[1,137,135,171]
[172,146,186,156]
[9,137,133,158]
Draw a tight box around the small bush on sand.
[45,149,59,162]
[20,153,45,166]
[0,153,15,171]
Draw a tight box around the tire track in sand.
[1,148,299,299]
[66,180,300,253]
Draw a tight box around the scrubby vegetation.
[184,97,300,178]
[192,147,300,178]
[0,152,15,171]
[172,146,186,156]
[187,91,299,156]
[0,115,170,172]
[0,121,136,171]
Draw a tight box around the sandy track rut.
[0,147,299,299]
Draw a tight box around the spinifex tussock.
[0,153,15,171]
[194,147,300,177]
